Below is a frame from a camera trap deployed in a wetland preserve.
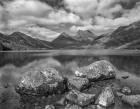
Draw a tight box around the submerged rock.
[75,60,116,82]
[45,105,55,109]
[68,76,90,91]
[117,92,140,106]
[121,87,131,95]
[15,67,67,96]
[65,104,82,109]
[66,90,95,107]
[55,96,66,106]
[96,86,115,107]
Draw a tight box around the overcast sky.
[0,0,140,41]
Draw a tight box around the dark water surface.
[0,50,140,109]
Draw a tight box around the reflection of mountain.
[1,20,140,50]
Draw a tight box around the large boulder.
[15,67,67,96]
[66,90,95,107]
[68,76,90,91]
[75,60,116,82]
[96,86,115,107]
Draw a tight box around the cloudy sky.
[0,0,140,41]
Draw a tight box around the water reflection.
[0,51,140,109]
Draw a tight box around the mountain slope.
[0,32,53,50]
[116,39,140,49]
[104,21,140,49]
[75,30,97,42]
[9,32,53,48]
[51,32,81,49]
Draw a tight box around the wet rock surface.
[65,104,82,109]
[96,86,115,107]
[6,59,140,109]
[121,87,131,95]
[75,60,116,82]
[67,76,90,91]
[66,90,95,107]
[45,105,55,109]
[15,67,67,96]
[118,92,140,106]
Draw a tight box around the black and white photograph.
[0,0,140,109]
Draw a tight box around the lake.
[0,50,140,109]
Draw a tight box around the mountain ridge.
[1,20,140,50]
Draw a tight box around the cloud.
[65,0,140,35]
[6,0,52,17]
[64,0,98,17]
[0,0,84,40]
[39,0,64,8]
[0,0,140,37]
[5,0,82,28]
[18,24,60,41]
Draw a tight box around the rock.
[65,104,82,109]
[121,76,129,79]
[66,90,95,107]
[68,76,90,91]
[75,60,116,82]
[121,87,131,95]
[85,105,96,109]
[118,93,140,106]
[45,105,55,109]
[55,97,66,106]
[96,86,115,107]
[15,67,67,96]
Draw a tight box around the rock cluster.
[15,60,118,109]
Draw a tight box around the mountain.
[75,30,97,42]
[89,21,140,49]
[17,24,60,42]
[103,21,140,49]
[51,30,98,49]
[0,32,53,50]
[51,32,81,49]
[1,20,140,51]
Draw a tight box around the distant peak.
[78,30,94,34]
[61,32,69,35]
[10,32,25,36]
[59,32,70,38]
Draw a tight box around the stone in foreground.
[75,60,116,81]
[65,104,82,109]
[68,76,90,91]
[121,87,131,95]
[15,67,67,96]
[96,86,115,107]
[66,90,95,107]
[45,105,55,109]
[118,92,140,106]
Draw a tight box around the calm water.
[0,50,140,109]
